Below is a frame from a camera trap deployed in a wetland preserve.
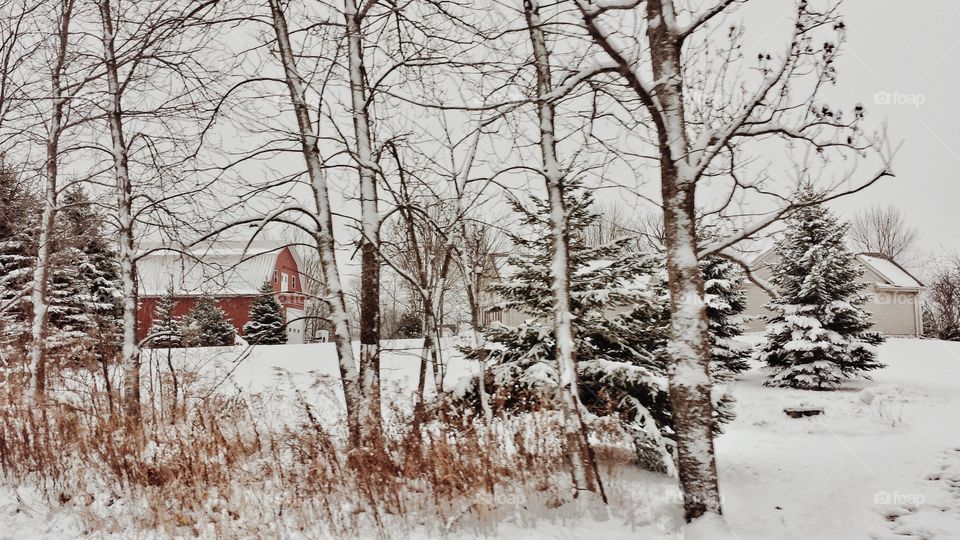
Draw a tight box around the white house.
[741,250,924,337]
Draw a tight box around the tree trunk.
[97,0,142,426]
[28,0,74,400]
[343,0,382,435]
[523,0,602,499]
[646,0,722,520]
[268,0,364,447]
[461,233,492,422]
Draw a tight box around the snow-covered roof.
[748,245,923,289]
[857,253,923,288]
[138,240,296,297]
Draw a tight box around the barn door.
[281,273,289,292]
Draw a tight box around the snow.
[5,338,960,538]
[858,254,923,288]
[137,240,293,296]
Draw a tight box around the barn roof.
[138,240,299,297]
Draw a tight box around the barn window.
[291,275,296,288]
[273,270,278,283]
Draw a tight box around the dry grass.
[0,354,639,538]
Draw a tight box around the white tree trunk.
[97,0,142,424]
[268,0,364,446]
[343,0,382,434]
[524,0,601,498]
[28,1,74,399]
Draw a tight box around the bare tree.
[568,0,897,520]
[343,0,384,432]
[523,0,604,499]
[266,0,366,447]
[850,205,919,261]
[921,255,960,341]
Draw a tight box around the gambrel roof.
[137,240,302,297]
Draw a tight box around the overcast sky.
[811,0,960,260]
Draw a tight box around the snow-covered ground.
[3,338,960,538]
[718,338,960,539]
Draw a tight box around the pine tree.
[45,188,122,354]
[148,286,182,348]
[702,257,752,380]
[181,295,236,347]
[0,164,38,349]
[243,282,287,345]
[394,309,423,339]
[457,190,678,472]
[757,190,885,389]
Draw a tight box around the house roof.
[857,253,924,288]
[138,240,300,297]
[748,246,923,289]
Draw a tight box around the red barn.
[136,241,307,344]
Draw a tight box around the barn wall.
[137,296,256,343]
[272,247,305,311]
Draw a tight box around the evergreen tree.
[148,286,182,348]
[757,190,884,389]
[0,164,38,349]
[702,257,752,380]
[46,188,122,354]
[457,190,678,472]
[394,309,423,339]
[181,295,236,347]
[243,282,287,345]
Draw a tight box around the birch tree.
[93,0,225,424]
[343,0,383,430]
[28,0,77,398]
[266,0,365,446]
[95,0,139,421]
[522,0,604,498]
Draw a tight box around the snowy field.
[3,338,960,539]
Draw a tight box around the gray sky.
[813,0,960,259]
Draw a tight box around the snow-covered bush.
[756,189,884,389]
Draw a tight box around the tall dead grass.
[0,354,633,538]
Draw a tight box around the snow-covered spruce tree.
[147,286,182,348]
[456,191,680,472]
[702,257,752,381]
[45,188,122,357]
[243,282,287,345]
[181,295,236,347]
[757,192,884,389]
[394,309,423,339]
[644,254,746,430]
[0,164,38,350]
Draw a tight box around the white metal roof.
[138,241,290,297]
